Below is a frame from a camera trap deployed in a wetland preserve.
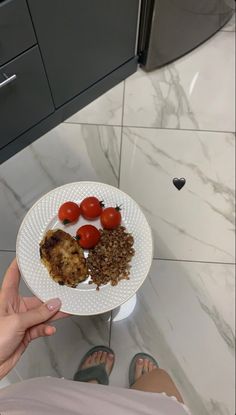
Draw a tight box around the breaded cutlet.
[40,229,88,288]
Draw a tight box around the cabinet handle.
[0,73,17,89]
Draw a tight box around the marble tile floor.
[0,123,121,251]
[123,31,235,132]
[0,20,235,415]
[120,127,235,263]
[0,253,234,415]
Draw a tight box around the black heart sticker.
[173,178,186,191]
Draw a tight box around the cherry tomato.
[80,196,104,220]
[76,225,101,249]
[58,201,81,225]
[100,207,121,230]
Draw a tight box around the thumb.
[18,298,62,330]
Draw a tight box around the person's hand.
[0,259,68,380]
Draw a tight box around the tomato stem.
[100,200,105,208]
[115,204,122,211]
[63,219,71,225]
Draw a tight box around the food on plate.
[80,196,104,220]
[40,229,88,288]
[100,206,121,230]
[87,226,135,289]
[41,197,134,290]
[76,225,101,249]
[58,201,80,225]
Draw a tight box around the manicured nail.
[46,298,61,311]
[138,358,143,364]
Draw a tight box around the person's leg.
[131,358,184,403]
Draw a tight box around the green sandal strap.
[73,345,114,385]
[74,363,109,385]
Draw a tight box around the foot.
[81,350,114,384]
[134,357,158,382]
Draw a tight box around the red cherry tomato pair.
[76,206,122,249]
[58,197,103,225]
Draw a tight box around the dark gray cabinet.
[27,0,140,107]
[0,0,140,163]
[0,0,36,66]
[0,46,54,149]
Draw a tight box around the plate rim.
[16,181,154,315]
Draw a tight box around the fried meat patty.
[40,229,88,288]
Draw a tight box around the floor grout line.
[152,257,235,265]
[63,121,235,135]
[118,81,126,189]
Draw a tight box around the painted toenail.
[138,358,143,363]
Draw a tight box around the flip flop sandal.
[73,345,115,385]
[129,352,159,387]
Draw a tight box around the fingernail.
[46,298,61,311]
[138,358,143,363]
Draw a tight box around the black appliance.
[139,0,234,71]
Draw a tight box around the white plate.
[16,181,153,315]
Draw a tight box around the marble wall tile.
[0,123,121,250]
[0,251,111,381]
[65,82,124,125]
[123,31,235,132]
[110,260,235,415]
[120,127,235,262]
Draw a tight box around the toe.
[95,350,103,364]
[105,353,114,375]
[86,356,92,368]
[148,361,153,372]
[90,352,97,365]
[81,356,88,370]
[143,359,149,373]
[101,351,107,364]
[135,358,143,381]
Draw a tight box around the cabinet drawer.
[0,46,54,148]
[28,0,140,107]
[0,0,36,66]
